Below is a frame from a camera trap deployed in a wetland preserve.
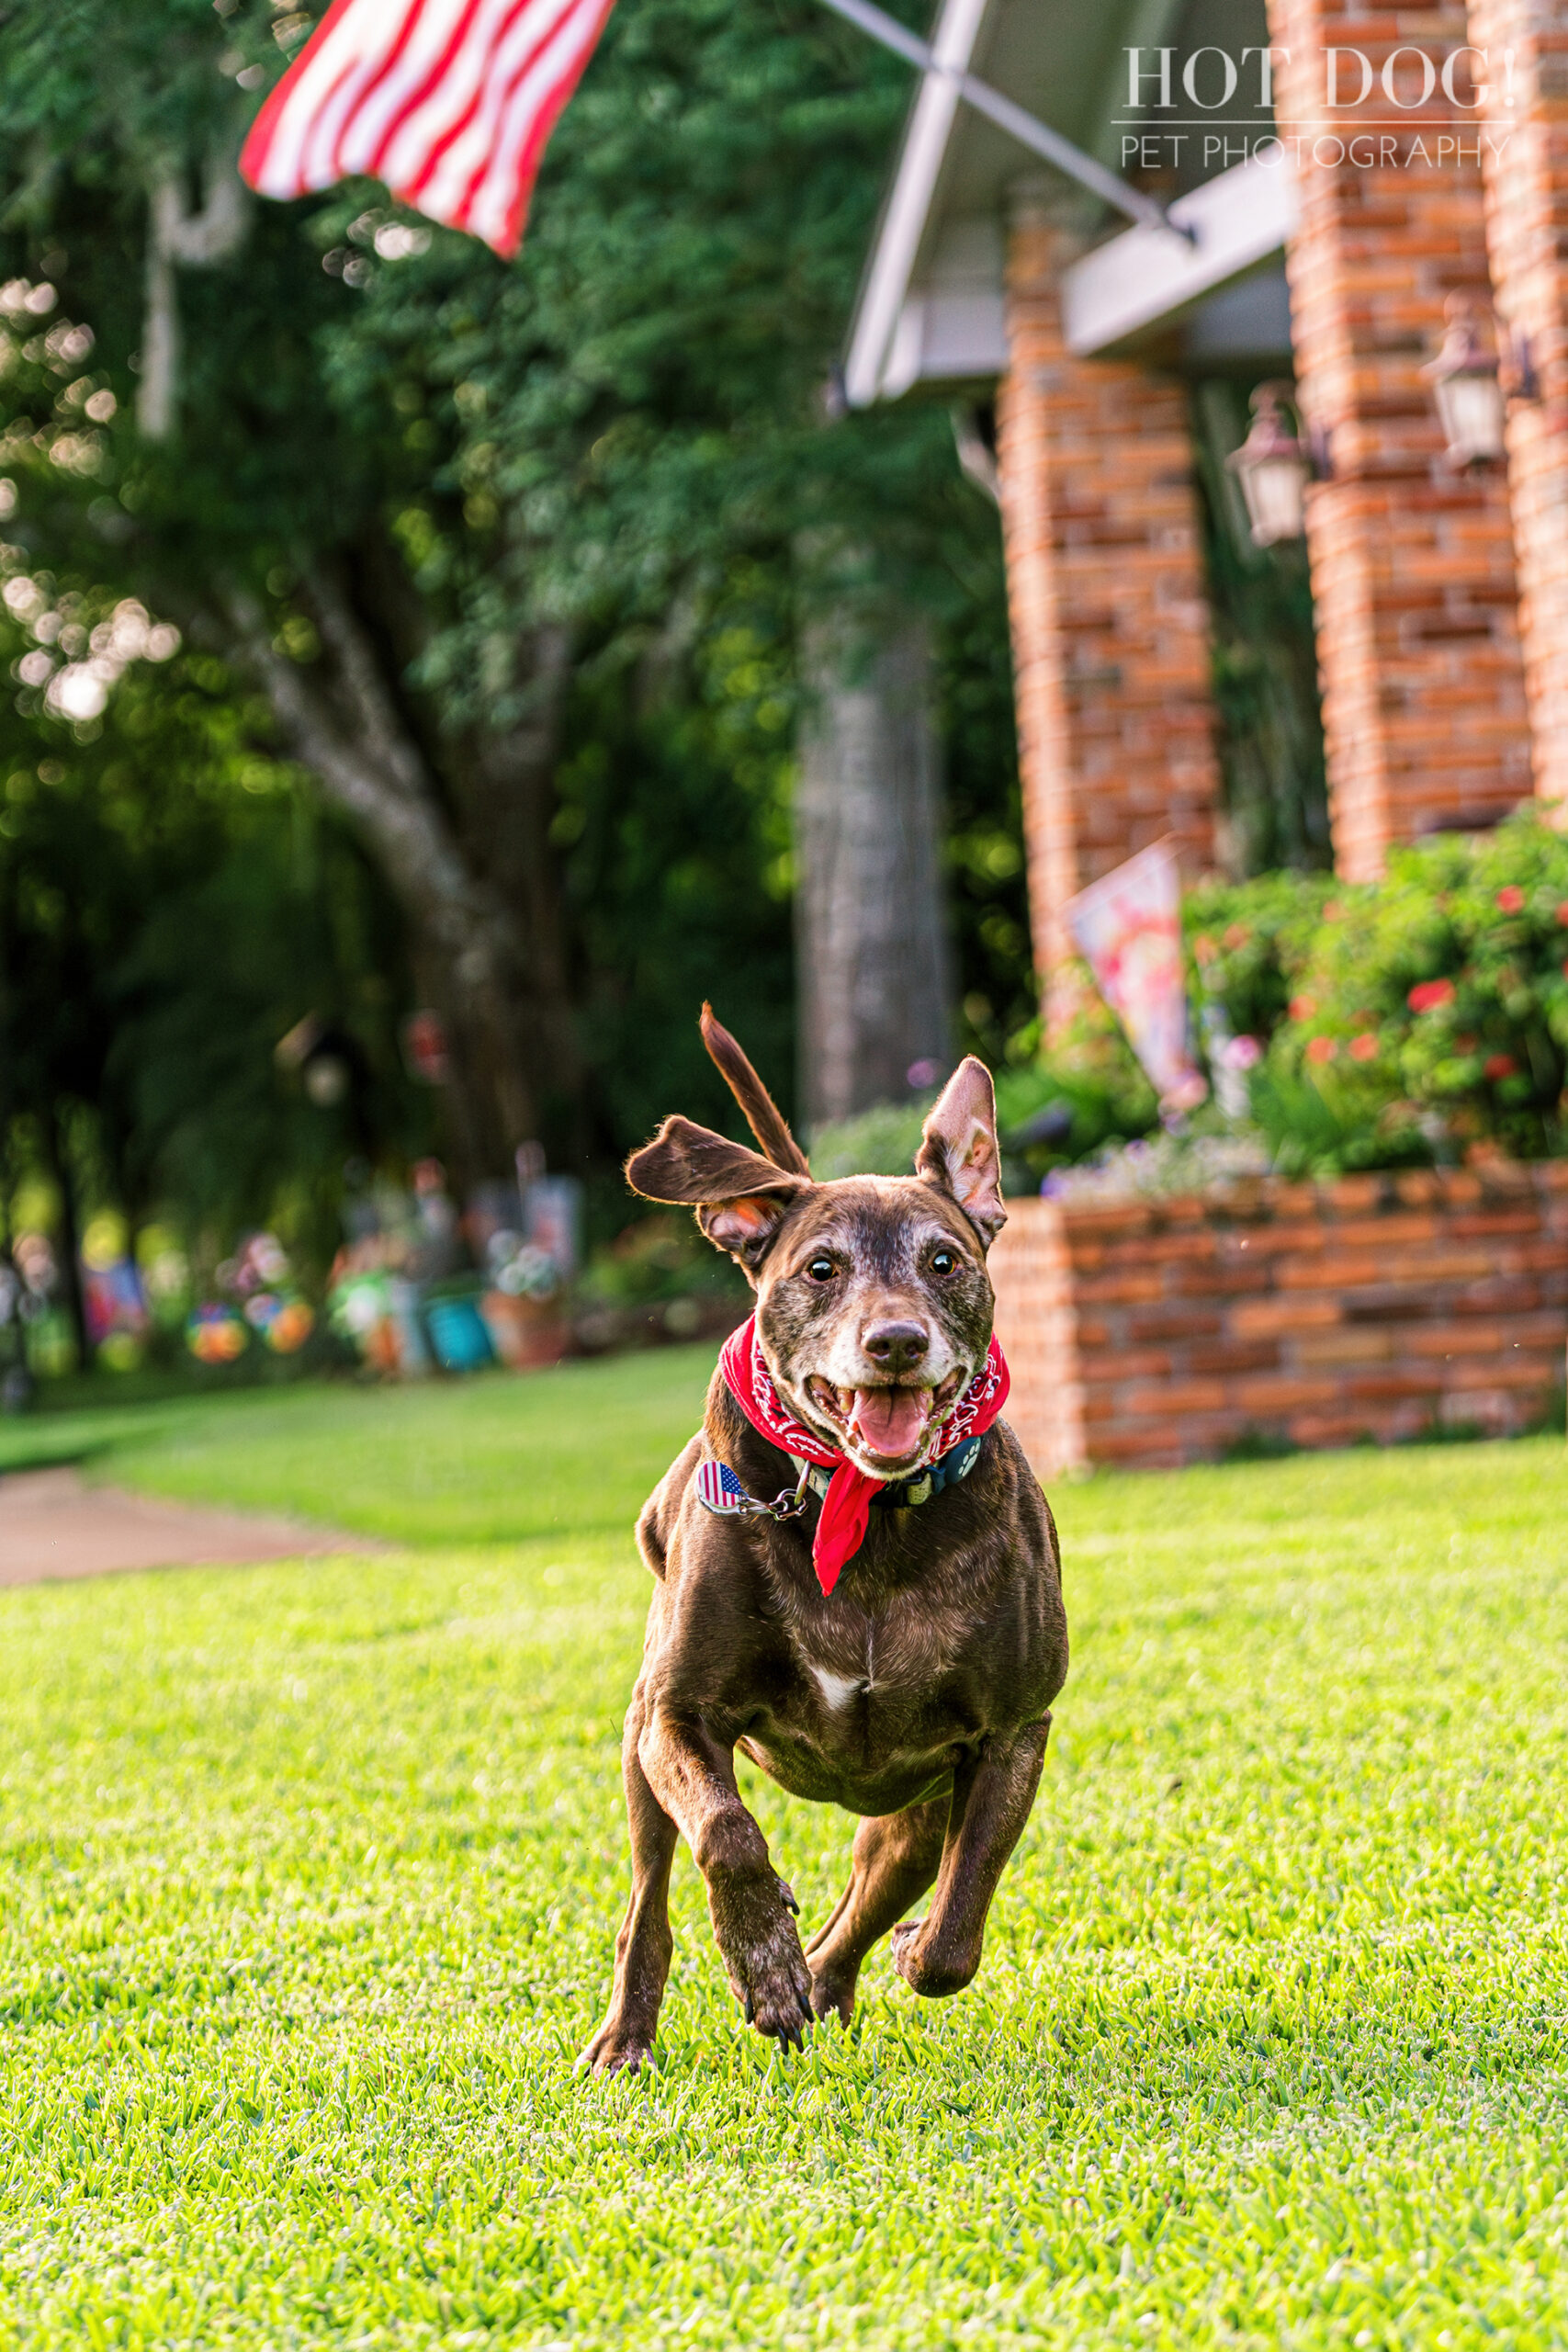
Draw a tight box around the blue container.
[424,1295,495,1374]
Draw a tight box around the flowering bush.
[1258,813,1568,1169]
[815,820,1568,1200]
[1184,868,1337,1049]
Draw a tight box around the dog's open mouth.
[805,1368,966,1468]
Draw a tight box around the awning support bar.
[814,0,1197,243]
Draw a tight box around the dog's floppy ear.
[915,1057,1007,1249]
[626,1115,811,1275]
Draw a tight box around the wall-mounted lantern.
[1227,381,1315,547]
[1424,297,1509,468]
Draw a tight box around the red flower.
[1407,978,1456,1013]
[1348,1032,1380,1061]
[1496,885,1527,914]
[1305,1035,1337,1065]
[1556,901,1568,927]
[1290,992,1317,1021]
[1484,1053,1517,1080]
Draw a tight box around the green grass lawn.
[5,1357,1568,2347]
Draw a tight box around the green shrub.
[576,1214,747,1309]
[808,1096,937,1181]
[806,819,1568,1197]
[1183,868,1337,1046]
[993,988,1160,1192]
[1265,813,1568,1168]
[806,993,1159,1199]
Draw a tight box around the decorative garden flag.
[1064,839,1208,1111]
[240,0,617,257]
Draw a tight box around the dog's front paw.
[734,1936,815,2051]
[712,1875,815,2050]
[890,1919,978,2000]
[580,2014,657,2078]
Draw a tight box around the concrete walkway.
[0,1466,378,1586]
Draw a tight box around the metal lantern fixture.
[1424,296,1507,467]
[1226,381,1314,547]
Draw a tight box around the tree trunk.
[795,594,953,1130]
[226,574,554,1193]
[456,625,582,1159]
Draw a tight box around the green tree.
[0,589,423,1327]
[0,0,1008,1192]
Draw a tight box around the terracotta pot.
[479,1291,570,1369]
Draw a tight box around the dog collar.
[695,1431,985,1528]
[701,1315,1009,1593]
[790,1433,985,1511]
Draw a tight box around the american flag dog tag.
[695,1458,812,1522]
[697,1459,757,1516]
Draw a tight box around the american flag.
[240,0,617,257]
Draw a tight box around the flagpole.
[812,0,1197,243]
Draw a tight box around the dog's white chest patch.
[810,1665,863,1713]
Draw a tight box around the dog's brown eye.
[807,1255,836,1283]
[931,1249,955,1275]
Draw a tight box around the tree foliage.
[0,0,1028,1265]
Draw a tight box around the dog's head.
[626,1010,1005,1479]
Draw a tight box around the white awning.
[1061,152,1297,356]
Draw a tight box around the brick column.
[1472,0,1568,819]
[1269,0,1531,877]
[996,191,1221,1001]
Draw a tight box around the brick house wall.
[1473,0,1568,821]
[989,1164,1568,1475]
[996,189,1222,993]
[1267,0,1532,875]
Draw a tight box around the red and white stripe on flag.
[240,0,616,257]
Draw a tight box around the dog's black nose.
[862,1320,931,1374]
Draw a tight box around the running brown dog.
[583,1009,1066,2075]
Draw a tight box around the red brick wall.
[990,1165,1568,1475]
[1267,0,1532,876]
[1472,0,1568,821]
[997,195,1221,994]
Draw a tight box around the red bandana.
[717,1314,1010,1595]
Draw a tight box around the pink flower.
[1348,1032,1380,1062]
[1222,1034,1263,1071]
[1496,885,1526,914]
[1408,978,1456,1013]
[1305,1035,1337,1065]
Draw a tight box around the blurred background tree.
[0,0,1033,1285]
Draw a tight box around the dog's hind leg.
[582,1693,679,2078]
[891,1717,1050,2000]
[804,1797,949,2025]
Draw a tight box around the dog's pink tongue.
[852,1385,930,1457]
